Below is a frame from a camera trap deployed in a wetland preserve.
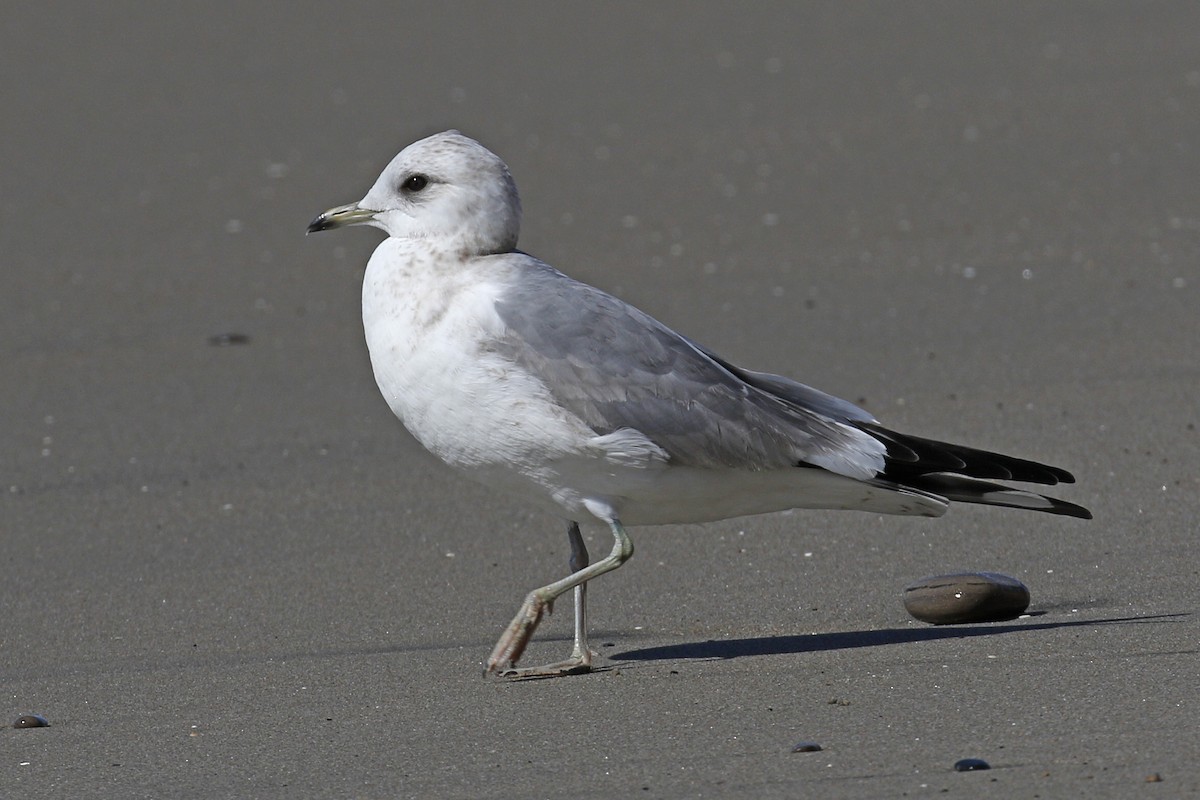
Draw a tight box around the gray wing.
[687,344,876,423]
[491,257,884,478]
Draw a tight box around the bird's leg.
[566,522,595,665]
[485,518,633,678]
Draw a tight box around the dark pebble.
[953,758,991,772]
[903,572,1030,624]
[207,333,251,346]
[14,714,50,728]
[790,741,822,753]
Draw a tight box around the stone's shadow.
[612,613,1188,663]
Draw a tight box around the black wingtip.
[859,423,1082,487]
[1046,499,1093,519]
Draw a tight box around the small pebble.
[953,758,991,772]
[1146,772,1163,783]
[13,714,50,729]
[207,333,251,346]
[903,572,1030,624]
[790,741,822,753]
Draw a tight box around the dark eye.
[402,174,429,193]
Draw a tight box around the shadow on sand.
[611,613,1189,664]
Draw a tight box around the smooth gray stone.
[13,714,50,729]
[903,572,1030,624]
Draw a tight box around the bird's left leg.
[565,521,596,666]
[485,518,633,677]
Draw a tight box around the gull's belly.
[605,465,946,524]
[390,351,580,466]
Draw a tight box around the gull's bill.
[307,202,378,234]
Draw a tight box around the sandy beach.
[3,3,1197,797]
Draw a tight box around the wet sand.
[3,3,1198,797]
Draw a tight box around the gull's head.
[307,130,521,255]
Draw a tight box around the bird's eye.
[402,174,429,193]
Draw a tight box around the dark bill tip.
[305,202,375,235]
[306,212,334,234]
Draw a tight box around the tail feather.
[900,474,1093,519]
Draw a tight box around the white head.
[308,130,521,255]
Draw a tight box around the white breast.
[361,240,596,488]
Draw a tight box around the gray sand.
[3,3,1197,797]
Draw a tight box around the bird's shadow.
[609,613,1189,664]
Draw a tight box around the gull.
[308,130,1091,678]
